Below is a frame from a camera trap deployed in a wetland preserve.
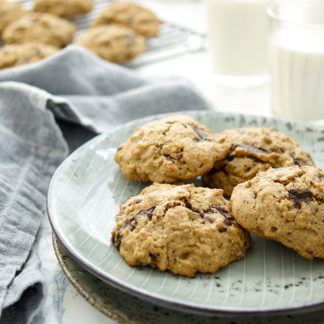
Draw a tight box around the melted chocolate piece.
[218,228,227,233]
[215,206,231,218]
[191,125,209,142]
[112,207,156,250]
[177,149,183,159]
[236,144,271,155]
[291,152,305,167]
[226,144,271,163]
[224,218,235,226]
[165,155,174,163]
[215,207,235,226]
[288,189,313,209]
[149,253,157,262]
[111,232,122,250]
[136,199,142,204]
[135,207,155,221]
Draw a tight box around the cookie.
[92,2,160,37]
[230,166,324,259]
[114,114,228,183]
[76,25,146,64]
[0,0,27,37]
[33,0,93,19]
[203,127,315,197]
[0,42,59,69]
[2,13,77,48]
[111,183,251,277]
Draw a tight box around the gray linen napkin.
[0,46,209,323]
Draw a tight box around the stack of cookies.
[0,1,160,69]
[112,114,324,277]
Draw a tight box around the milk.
[269,6,324,120]
[205,0,269,76]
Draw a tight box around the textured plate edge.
[47,110,324,316]
[52,233,132,324]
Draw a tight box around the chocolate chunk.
[216,207,235,226]
[218,228,227,233]
[135,199,142,204]
[271,226,278,232]
[149,253,157,262]
[216,206,231,218]
[288,189,313,209]
[226,151,235,161]
[115,207,156,245]
[165,155,174,163]
[291,152,305,167]
[236,144,271,155]
[177,149,183,159]
[224,218,235,226]
[191,125,209,142]
[226,144,270,163]
[123,217,136,232]
[111,232,122,250]
[203,207,215,214]
[135,207,155,221]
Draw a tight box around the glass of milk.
[205,0,269,87]
[268,0,324,121]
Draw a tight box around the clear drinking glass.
[268,0,324,121]
[205,0,269,87]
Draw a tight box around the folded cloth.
[0,46,210,323]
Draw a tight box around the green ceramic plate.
[47,111,324,315]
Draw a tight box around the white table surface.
[36,1,293,323]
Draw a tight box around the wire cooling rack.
[17,0,206,68]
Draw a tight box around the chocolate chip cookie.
[0,0,27,37]
[203,128,315,197]
[2,13,77,48]
[33,0,93,19]
[92,2,160,37]
[230,166,324,259]
[111,183,251,277]
[76,25,146,64]
[0,42,59,69]
[114,114,228,183]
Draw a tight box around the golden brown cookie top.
[2,12,77,48]
[0,42,59,69]
[76,24,146,64]
[215,127,314,167]
[112,183,250,277]
[0,0,27,36]
[230,166,324,259]
[114,114,228,183]
[33,0,94,19]
[204,127,315,197]
[92,2,160,37]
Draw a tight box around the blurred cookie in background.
[2,13,77,48]
[76,24,146,64]
[0,42,59,69]
[92,2,160,37]
[33,0,94,19]
[0,0,27,37]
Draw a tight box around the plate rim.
[47,110,324,316]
